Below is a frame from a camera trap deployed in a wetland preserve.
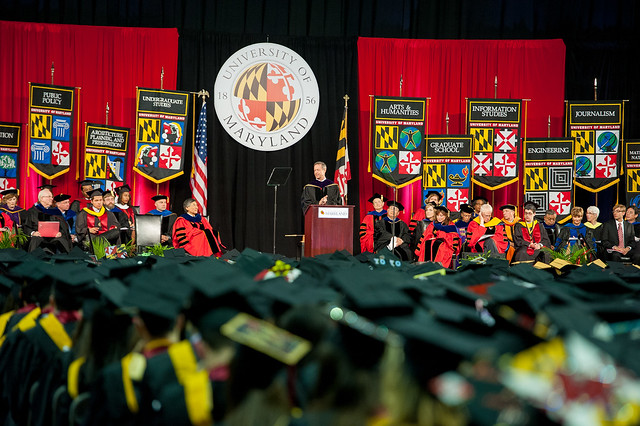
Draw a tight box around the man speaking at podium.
[301,161,340,213]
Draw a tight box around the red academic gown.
[414,222,460,268]
[172,214,225,257]
[467,217,508,253]
[0,212,15,240]
[359,210,386,253]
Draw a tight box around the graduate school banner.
[468,99,522,190]
[523,138,575,223]
[0,122,21,191]
[625,140,640,207]
[423,135,472,211]
[371,97,426,188]
[567,101,623,192]
[84,123,129,192]
[28,83,76,179]
[134,88,190,184]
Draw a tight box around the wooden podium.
[304,205,354,257]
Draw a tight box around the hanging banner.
[134,88,189,184]
[372,96,426,188]
[523,138,575,223]
[0,122,21,191]
[28,83,75,179]
[567,101,623,192]
[625,140,640,207]
[468,99,522,190]
[84,123,129,192]
[423,135,472,211]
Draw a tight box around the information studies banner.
[134,88,190,184]
[28,83,75,179]
[371,97,426,188]
[0,122,21,191]
[423,135,472,212]
[468,99,522,190]
[524,138,575,223]
[84,123,129,192]
[567,101,623,192]
[626,140,640,207]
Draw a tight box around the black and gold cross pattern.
[472,128,493,152]
[524,167,548,191]
[424,164,446,188]
[138,118,160,143]
[628,169,640,192]
[31,114,52,139]
[572,130,595,154]
[375,126,398,150]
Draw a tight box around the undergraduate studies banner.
[28,83,76,179]
[468,99,522,190]
[568,101,623,192]
[134,88,190,184]
[523,138,575,223]
[0,122,21,191]
[371,97,426,188]
[84,123,129,192]
[423,135,472,211]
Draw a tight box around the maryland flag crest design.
[134,88,189,184]
[524,138,574,222]
[467,99,522,190]
[0,122,21,191]
[371,97,426,188]
[567,101,623,192]
[84,124,129,191]
[28,83,75,179]
[625,141,640,207]
[423,135,472,211]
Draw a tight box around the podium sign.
[304,205,354,257]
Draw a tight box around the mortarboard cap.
[523,201,540,211]
[78,179,96,187]
[95,279,130,308]
[102,189,115,197]
[434,205,450,215]
[53,194,71,203]
[123,282,183,320]
[459,203,474,214]
[37,184,56,191]
[87,188,103,199]
[425,190,443,201]
[499,204,517,211]
[386,200,405,211]
[115,184,131,195]
[151,195,168,202]
[367,193,384,203]
[471,196,489,204]
[424,201,437,208]
[0,189,18,197]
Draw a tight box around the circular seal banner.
[214,43,320,151]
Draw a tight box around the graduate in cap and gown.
[499,204,521,262]
[467,203,508,254]
[76,189,121,246]
[414,205,461,267]
[173,198,226,257]
[70,179,96,213]
[147,194,177,245]
[23,188,72,253]
[0,188,26,228]
[359,193,386,253]
[300,161,340,213]
[512,202,551,263]
[374,200,412,261]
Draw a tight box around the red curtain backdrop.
[357,38,566,222]
[0,21,178,213]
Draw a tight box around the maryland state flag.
[625,141,640,207]
[134,88,190,184]
[467,99,522,190]
[567,101,623,192]
[523,138,574,223]
[372,97,426,188]
[84,124,129,191]
[0,122,21,191]
[28,83,76,179]
[423,135,472,211]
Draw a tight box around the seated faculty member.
[467,203,507,254]
[173,198,225,257]
[76,189,121,246]
[359,193,386,253]
[512,202,551,263]
[373,200,412,261]
[301,161,340,213]
[23,188,72,253]
[147,195,176,245]
[601,204,640,264]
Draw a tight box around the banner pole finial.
[51,62,54,85]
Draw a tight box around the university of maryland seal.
[214,43,320,152]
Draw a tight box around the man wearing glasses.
[601,204,640,264]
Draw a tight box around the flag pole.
[343,94,349,205]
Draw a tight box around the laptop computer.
[38,221,60,238]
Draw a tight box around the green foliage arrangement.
[0,229,28,249]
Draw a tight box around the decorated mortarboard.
[115,184,131,194]
[425,190,443,201]
[386,200,405,211]
[459,203,474,214]
[87,188,103,199]
[434,205,450,214]
[53,194,71,203]
[499,204,517,211]
[367,193,384,203]
[37,184,57,191]
[151,195,168,202]
[0,189,18,197]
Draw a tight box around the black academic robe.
[76,207,121,246]
[300,179,340,212]
[23,204,73,253]
[512,221,552,263]
[373,217,413,261]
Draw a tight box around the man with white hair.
[466,203,508,254]
[585,205,603,256]
[23,188,72,253]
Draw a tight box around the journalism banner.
[28,83,75,179]
[423,135,472,212]
[84,123,129,192]
[523,138,575,223]
[372,97,426,188]
[0,122,21,191]
[134,88,190,184]
[625,140,640,207]
[567,101,623,192]
[468,99,522,190]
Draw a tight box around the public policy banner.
[134,88,190,184]
[523,138,575,222]
[567,101,623,192]
[84,123,129,192]
[371,96,426,188]
[423,135,472,211]
[28,83,75,179]
[625,140,640,207]
[0,122,21,191]
[468,99,522,190]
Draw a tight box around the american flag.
[190,101,208,216]
[334,102,350,205]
